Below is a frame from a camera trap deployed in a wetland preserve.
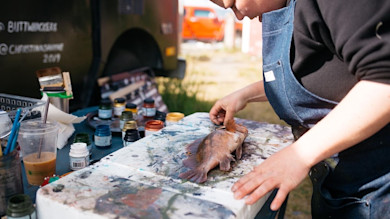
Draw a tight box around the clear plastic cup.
[18,120,58,186]
[0,111,12,139]
[0,149,23,217]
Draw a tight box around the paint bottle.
[69,142,90,171]
[154,111,166,124]
[119,111,133,130]
[73,133,92,157]
[145,120,164,137]
[98,99,112,120]
[142,98,156,119]
[125,103,138,121]
[94,125,112,147]
[6,194,36,219]
[122,120,138,140]
[123,129,140,147]
[165,112,185,126]
[113,97,126,118]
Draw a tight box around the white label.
[145,129,156,137]
[70,156,89,170]
[113,106,125,117]
[264,70,276,82]
[94,135,112,147]
[98,109,112,119]
[143,107,156,117]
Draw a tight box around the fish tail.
[179,169,207,183]
[225,119,236,132]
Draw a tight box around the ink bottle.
[165,112,184,126]
[125,102,137,112]
[123,129,140,147]
[145,120,164,137]
[113,97,126,117]
[98,99,112,120]
[69,142,90,171]
[154,111,166,124]
[142,98,156,119]
[125,102,138,123]
[94,124,112,147]
[6,194,37,219]
[122,120,138,140]
[73,132,92,157]
[119,111,133,130]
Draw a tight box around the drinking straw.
[37,98,50,158]
[4,108,22,155]
[42,95,50,124]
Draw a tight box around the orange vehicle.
[182,6,225,42]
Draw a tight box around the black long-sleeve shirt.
[291,0,390,102]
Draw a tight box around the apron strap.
[255,189,289,219]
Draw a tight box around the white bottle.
[69,142,90,171]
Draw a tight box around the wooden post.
[224,12,235,49]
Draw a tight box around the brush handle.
[4,108,22,155]
[9,122,20,153]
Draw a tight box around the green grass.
[156,77,214,115]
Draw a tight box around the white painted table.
[36,113,293,219]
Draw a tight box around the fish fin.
[235,143,243,160]
[219,154,235,171]
[179,168,207,183]
[225,119,236,132]
[235,123,249,136]
[182,155,198,169]
[186,138,204,155]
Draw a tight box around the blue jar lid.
[95,124,111,136]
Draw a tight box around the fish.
[179,119,248,183]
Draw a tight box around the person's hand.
[231,144,311,211]
[209,81,267,125]
[209,90,248,125]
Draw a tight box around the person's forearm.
[292,80,390,167]
[239,81,268,103]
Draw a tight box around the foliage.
[156,77,214,115]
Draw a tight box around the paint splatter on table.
[36,113,293,219]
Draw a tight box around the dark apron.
[261,0,390,217]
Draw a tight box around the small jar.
[98,99,112,120]
[125,103,137,112]
[142,98,156,119]
[154,111,166,124]
[122,120,138,139]
[94,125,112,147]
[73,133,92,156]
[69,142,90,171]
[165,112,185,126]
[119,111,133,130]
[123,129,140,147]
[125,102,138,120]
[145,120,164,137]
[6,194,37,219]
[113,97,126,117]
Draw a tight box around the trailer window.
[194,10,214,18]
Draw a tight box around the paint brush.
[4,108,22,155]
[36,67,63,89]
[8,110,29,154]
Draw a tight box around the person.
[207,0,390,217]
